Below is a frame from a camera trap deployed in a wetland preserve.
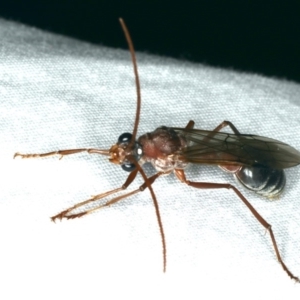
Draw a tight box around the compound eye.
[121,163,136,172]
[118,133,132,144]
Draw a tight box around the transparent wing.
[172,128,300,169]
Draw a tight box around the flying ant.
[14,18,300,282]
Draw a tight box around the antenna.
[119,18,141,142]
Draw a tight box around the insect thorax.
[138,126,189,172]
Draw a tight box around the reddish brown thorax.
[138,126,186,159]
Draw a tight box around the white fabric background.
[1,19,300,299]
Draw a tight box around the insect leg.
[57,171,164,219]
[53,169,167,272]
[210,120,241,135]
[185,120,195,129]
[185,120,240,136]
[174,168,300,283]
[51,168,140,221]
[14,148,110,160]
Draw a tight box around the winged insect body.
[14,19,300,282]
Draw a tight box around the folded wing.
[172,128,300,169]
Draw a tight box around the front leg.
[14,148,110,159]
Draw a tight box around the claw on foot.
[51,209,70,222]
[13,153,21,159]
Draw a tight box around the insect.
[14,18,300,282]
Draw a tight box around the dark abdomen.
[235,166,286,197]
